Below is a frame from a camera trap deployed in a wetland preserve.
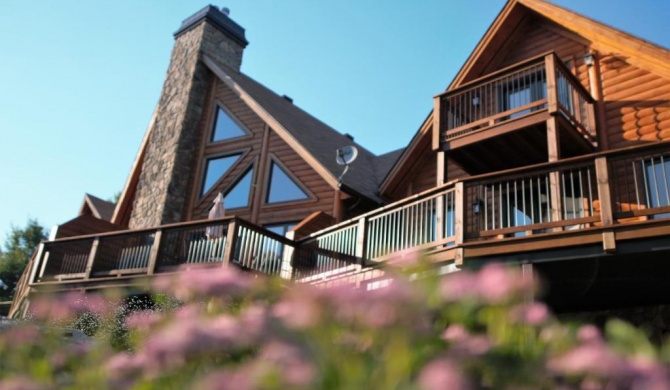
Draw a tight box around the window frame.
[209,102,252,144]
[263,155,316,207]
[197,148,251,201]
[223,163,256,210]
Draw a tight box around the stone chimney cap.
[174,4,248,47]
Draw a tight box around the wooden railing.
[13,144,670,298]
[435,52,596,145]
[27,217,295,288]
[463,159,599,238]
[608,145,670,221]
[297,143,670,277]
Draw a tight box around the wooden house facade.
[10,0,670,320]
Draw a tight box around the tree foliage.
[0,219,46,301]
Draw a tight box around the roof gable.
[80,194,116,222]
[202,55,384,202]
[448,0,670,90]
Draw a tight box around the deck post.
[436,194,445,241]
[222,219,239,267]
[433,96,442,150]
[83,238,100,280]
[146,229,163,275]
[282,231,295,280]
[545,54,558,114]
[28,243,45,284]
[521,262,535,302]
[595,157,616,252]
[546,116,563,228]
[454,182,465,245]
[454,182,465,266]
[355,217,367,260]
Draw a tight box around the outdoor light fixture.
[472,198,484,215]
[584,53,595,67]
[472,94,480,106]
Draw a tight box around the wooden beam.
[28,244,45,285]
[446,110,548,150]
[594,157,614,227]
[454,182,465,246]
[333,189,343,223]
[436,151,447,186]
[112,106,158,226]
[545,54,559,114]
[355,217,367,260]
[146,229,163,275]
[547,116,563,226]
[222,219,238,266]
[588,51,608,150]
[83,238,100,280]
[251,124,271,224]
[521,262,535,302]
[433,97,441,150]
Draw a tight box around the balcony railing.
[15,143,670,303]
[28,217,295,287]
[298,142,670,276]
[435,52,596,146]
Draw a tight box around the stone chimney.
[128,6,248,229]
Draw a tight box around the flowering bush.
[1,259,669,389]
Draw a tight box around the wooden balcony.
[10,144,670,317]
[434,53,597,173]
[297,142,670,280]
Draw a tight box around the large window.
[266,160,310,204]
[264,222,297,237]
[224,166,255,209]
[201,154,241,197]
[499,70,547,119]
[645,156,670,218]
[211,106,249,142]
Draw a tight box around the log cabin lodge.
[10,0,670,329]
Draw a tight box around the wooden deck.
[10,142,670,317]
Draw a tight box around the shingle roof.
[222,66,389,203]
[374,148,405,184]
[83,194,116,222]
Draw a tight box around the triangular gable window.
[211,106,249,142]
[225,166,254,209]
[266,160,310,204]
[201,154,241,197]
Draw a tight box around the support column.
[547,117,563,226]
[437,151,447,186]
[586,51,608,150]
[595,157,616,253]
[454,182,465,266]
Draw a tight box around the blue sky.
[1,0,668,243]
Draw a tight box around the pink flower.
[577,324,602,344]
[0,377,45,390]
[197,369,255,390]
[418,357,470,390]
[548,342,631,378]
[259,340,315,387]
[475,263,530,303]
[167,267,256,300]
[440,270,477,302]
[125,310,163,331]
[442,324,491,356]
[510,302,550,326]
[273,286,322,329]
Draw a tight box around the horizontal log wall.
[600,55,670,149]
